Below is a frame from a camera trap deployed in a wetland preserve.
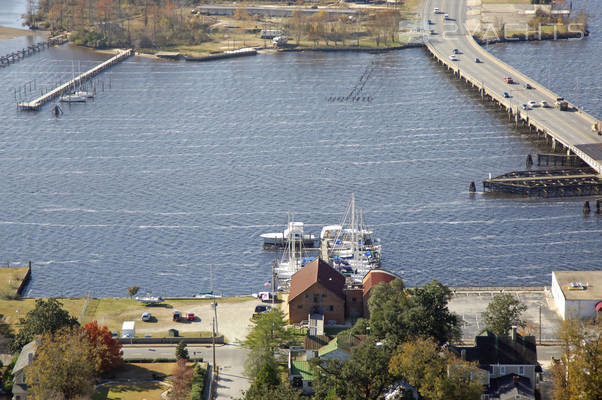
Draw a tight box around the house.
[362,269,401,318]
[488,374,534,400]
[450,328,539,399]
[12,340,39,400]
[551,270,602,320]
[289,360,314,395]
[288,258,346,324]
[318,334,363,361]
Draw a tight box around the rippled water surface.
[1,2,600,297]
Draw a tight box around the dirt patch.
[0,25,49,39]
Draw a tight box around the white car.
[540,100,548,108]
[527,100,537,108]
[434,7,440,14]
[141,312,151,321]
[444,14,450,20]
[449,54,458,61]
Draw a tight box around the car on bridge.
[504,77,514,84]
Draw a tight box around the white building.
[551,271,602,320]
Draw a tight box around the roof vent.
[568,282,586,290]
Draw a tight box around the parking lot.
[448,289,562,342]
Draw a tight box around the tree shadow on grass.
[108,381,163,394]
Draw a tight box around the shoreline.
[0,25,50,40]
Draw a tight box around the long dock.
[423,0,602,175]
[0,35,67,67]
[17,49,133,111]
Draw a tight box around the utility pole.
[539,303,542,345]
[212,317,216,372]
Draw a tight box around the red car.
[186,313,195,321]
[504,77,514,84]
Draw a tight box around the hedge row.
[190,363,207,400]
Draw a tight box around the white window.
[500,366,506,375]
[519,366,525,375]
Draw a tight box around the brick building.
[288,258,346,324]
[362,269,401,318]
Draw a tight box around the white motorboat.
[60,94,87,103]
[261,221,316,247]
[73,90,95,98]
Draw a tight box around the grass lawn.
[482,0,531,4]
[93,381,166,400]
[111,362,179,379]
[0,267,29,299]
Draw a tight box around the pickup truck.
[554,97,568,111]
[504,77,514,84]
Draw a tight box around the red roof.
[289,258,345,302]
[362,269,400,296]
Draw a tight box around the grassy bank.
[0,267,30,300]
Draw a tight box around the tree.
[176,340,189,360]
[368,279,460,347]
[388,338,482,400]
[481,293,527,336]
[83,320,123,373]
[11,298,79,353]
[551,321,602,400]
[312,338,393,400]
[171,358,194,400]
[405,280,461,344]
[128,286,140,298]
[26,327,96,400]
[243,308,292,378]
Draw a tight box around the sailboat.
[321,194,381,281]
[73,61,95,98]
[274,213,312,287]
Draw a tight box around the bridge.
[422,0,602,175]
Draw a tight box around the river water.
[0,1,600,297]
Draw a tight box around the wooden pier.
[483,168,602,197]
[17,49,133,111]
[0,35,67,67]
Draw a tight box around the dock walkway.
[17,48,133,111]
[0,35,67,67]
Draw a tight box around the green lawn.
[0,267,29,299]
[93,382,166,400]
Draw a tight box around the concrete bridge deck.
[423,0,602,174]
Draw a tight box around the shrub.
[190,363,207,400]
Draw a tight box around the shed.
[122,321,135,338]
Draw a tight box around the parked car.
[540,100,548,108]
[141,312,151,322]
[503,92,510,98]
[452,48,459,54]
[449,54,458,61]
[444,13,450,20]
[186,312,195,321]
[433,7,440,14]
[111,331,119,338]
[254,305,272,315]
[474,57,481,63]
[524,83,532,89]
[521,104,528,110]
[527,100,537,108]
[173,311,181,321]
[504,77,514,84]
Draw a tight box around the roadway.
[423,0,602,174]
[123,344,250,400]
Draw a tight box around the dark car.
[524,83,532,89]
[173,311,181,321]
[254,305,272,315]
[503,92,510,98]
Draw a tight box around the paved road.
[424,0,602,173]
[123,344,250,399]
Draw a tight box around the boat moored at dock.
[260,221,316,248]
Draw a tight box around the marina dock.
[0,35,67,67]
[483,168,602,197]
[17,48,133,111]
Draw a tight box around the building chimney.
[511,326,517,342]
